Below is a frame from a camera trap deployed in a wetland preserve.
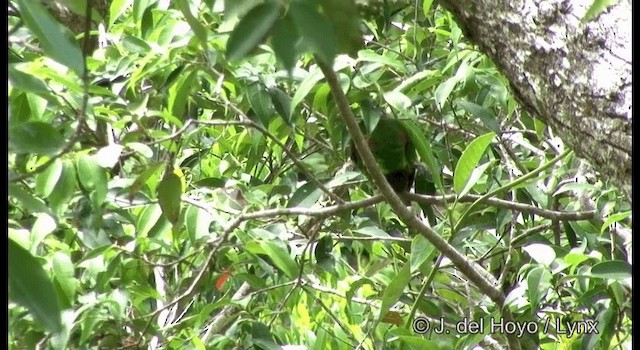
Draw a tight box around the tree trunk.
[436,0,632,201]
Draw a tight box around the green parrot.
[350,115,417,195]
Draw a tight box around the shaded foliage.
[8,0,631,349]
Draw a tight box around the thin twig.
[405,192,596,221]
[316,58,534,349]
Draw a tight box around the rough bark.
[46,0,111,55]
[436,0,631,201]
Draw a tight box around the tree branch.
[405,193,596,221]
[316,57,537,349]
[315,59,502,299]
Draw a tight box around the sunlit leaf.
[95,144,124,168]
[48,161,78,215]
[434,76,459,110]
[9,66,49,95]
[522,243,556,266]
[590,261,632,281]
[9,238,62,333]
[582,0,620,23]
[75,156,108,206]
[290,68,324,115]
[51,252,77,304]
[15,0,83,76]
[453,132,495,195]
[9,121,65,155]
[357,50,407,73]
[176,0,209,48]
[35,159,64,198]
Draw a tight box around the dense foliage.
[8,0,631,349]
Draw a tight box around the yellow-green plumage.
[351,117,417,193]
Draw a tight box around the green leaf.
[434,76,459,110]
[601,210,631,233]
[453,132,495,195]
[324,171,361,188]
[9,184,50,214]
[125,142,154,159]
[15,0,84,77]
[137,204,164,237]
[590,261,632,281]
[346,278,377,307]
[9,66,49,95]
[168,69,198,121]
[129,163,164,199]
[75,156,108,206]
[51,252,77,304]
[9,238,62,333]
[122,34,152,53]
[457,161,493,197]
[245,240,298,279]
[410,235,435,273]
[399,119,445,193]
[248,321,281,349]
[268,86,293,125]
[271,15,300,72]
[246,83,275,125]
[354,226,389,237]
[148,214,172,239]
[383,91,412,111]
[288,182,323,208]
[9,121,66,155]
[533,118,546,141]
[476,73,509,107]
[290,68,324,115]
[226,1,280,61]
[224,0,264,18]
[109,0,133,28]
[176,0,209,49]
[157,171,184,225]
[36,159,64,198]
[393,70,437,94]
[193,177,227,188]
[9,92,33,124]
[422,0,435,17]
[378,262,411,320]
[184,204,213,244]
[289,1,337,64]
[48,161,78,215]
[357,50,407,73]
[582,303,618,349]
[522,243,556,266]
[582,0,620,23]
[318,0,362,55]
[30,213,57,253]
[526,267,551,311]
[456,100,501,134]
